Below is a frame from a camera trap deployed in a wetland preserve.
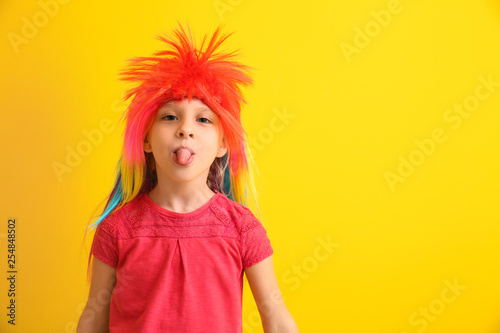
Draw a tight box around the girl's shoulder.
[98,193,148,232]
[214,194,263,234]
[214,192,250,214]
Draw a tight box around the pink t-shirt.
[90,190,273,332]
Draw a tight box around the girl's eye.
[163,115,177,121]
[197,117,211,124]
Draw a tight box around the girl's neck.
[147,183,216,214]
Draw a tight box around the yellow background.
[1,0,499,332]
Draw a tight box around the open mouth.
[173,146,194,166]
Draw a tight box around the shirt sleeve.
[240,213,273,269]
[90,213,119,268]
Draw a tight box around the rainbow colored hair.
[85,23,259,239]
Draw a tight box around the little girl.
[77,24,299,333]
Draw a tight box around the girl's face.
[144,98,227,190]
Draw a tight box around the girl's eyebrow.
[157,104,180,115]
[159,103,178,111]
[157,104,214,115]
[196,106,213,113]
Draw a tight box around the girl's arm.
[77,257,116,333]
[245,255,299,333]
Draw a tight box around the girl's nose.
[176,120,194,138]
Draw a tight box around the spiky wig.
[83,23,258,281]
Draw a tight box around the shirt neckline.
[141,190,222,219]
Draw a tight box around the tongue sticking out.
[176,148,192,165]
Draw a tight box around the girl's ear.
[144,133,152,153]
[216,137,228,158]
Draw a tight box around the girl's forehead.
[159,97,214,112]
